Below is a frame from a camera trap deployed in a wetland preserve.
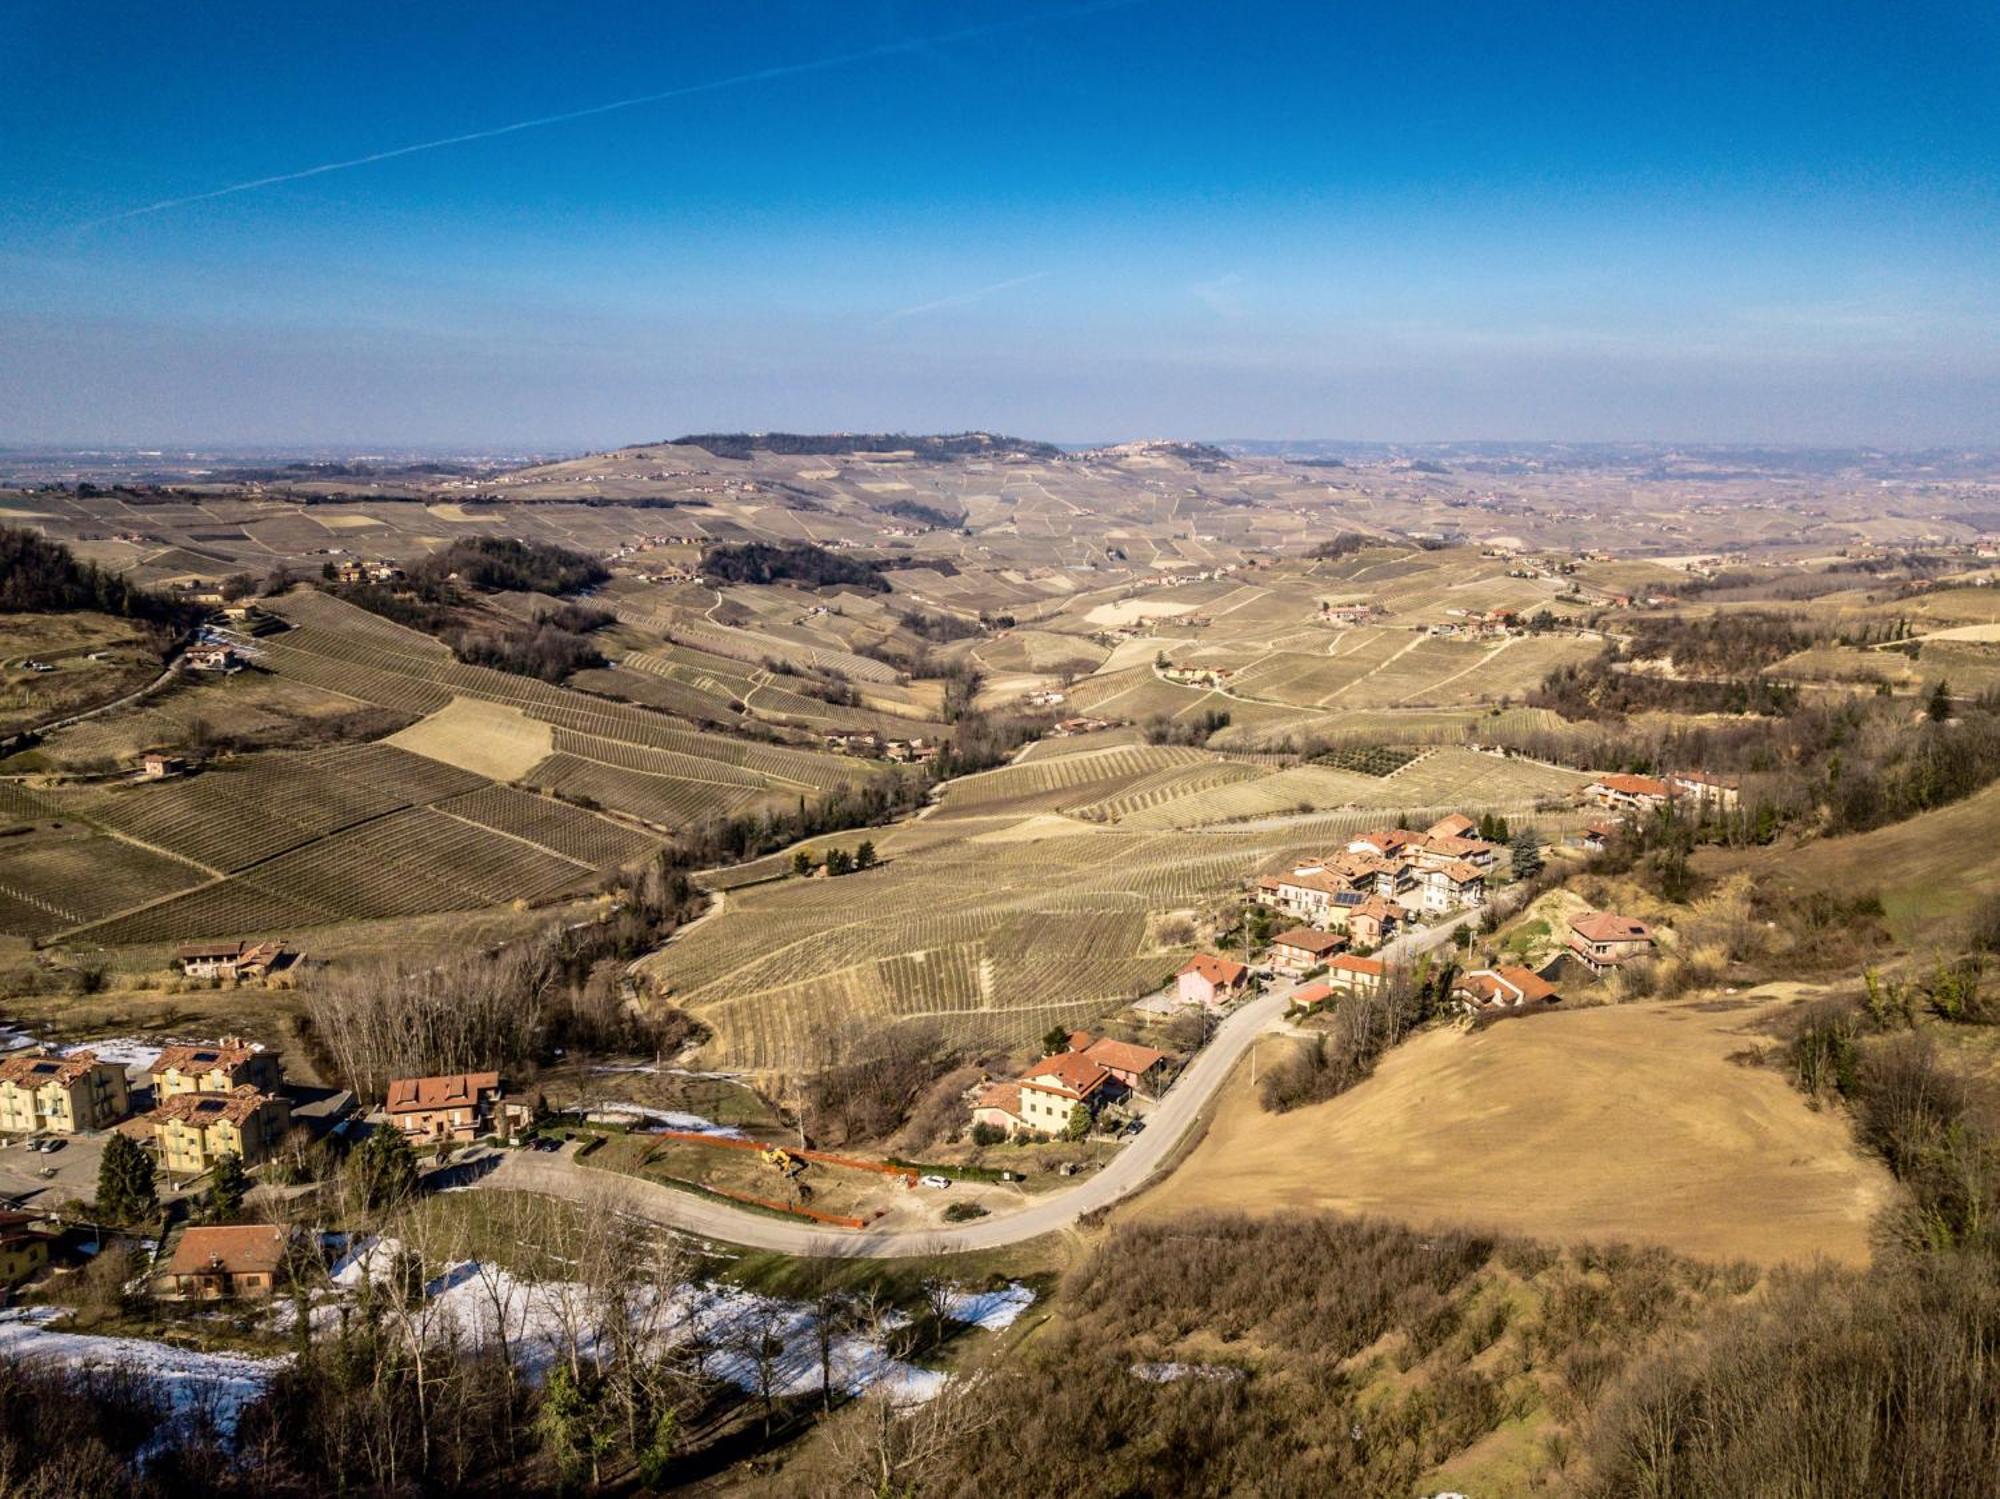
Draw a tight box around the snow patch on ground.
[943,1283,1036,1331]
[0,1307,286,1442]
[584,1102,745,1137]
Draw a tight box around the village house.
[1583,773,1674,813]
[1427,813,1478,840]
[972,1050,1123,1137]
[1346,895,1403,950]
[1669,771,1741,811]
[150,1039,283,1099]
[1412,860,1487,914]
[1325,953,1387,998]
[1567,912,1659,974]
[0,1213,51,1290]
[385,1071,516,1142]
[1453,967,1562,1015]
[0,1051,131,1135]
[156,1224,291,1301]
[1065,1031,1171,1095]
[1254,867,1350,924]
[1176,953,1251,1010]
[1578,819,1621,851]
[175,940,298,982]
[153,1086,292,1175]
[0,1210,53,1289]
[1267,926,1345,975]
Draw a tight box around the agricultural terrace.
[644,740,1595,1073]
[6,740,661,946]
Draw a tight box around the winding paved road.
[475,905,1487,1258]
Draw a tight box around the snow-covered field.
[581,1102,745,1137]
[0,1308,287,1441]
[331,1235,1034,1404]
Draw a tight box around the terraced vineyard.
[436,784,663,866]
[524,752,770,828]
[936,744,1211,809]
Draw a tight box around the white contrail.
[879,271,1050,325]
[75,0,1146,232]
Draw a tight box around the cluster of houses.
[1157,662,1233,688]
[328,558,403,586]
[0,1058,533,1299]
[182,642,240,673]
[1582,771,1740,815]
[1253,813,1501,952]
[1425,608,1519,640]
[972,1030,1172,1139]
[0,1038,292,1178]
[817,732,940,764]
[1317,602,1385,626]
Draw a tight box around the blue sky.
[3,0,1996,447]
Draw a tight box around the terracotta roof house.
[975,1048,1127,1138]
[1268,926,1345,974]
[385,1071,527,1142]
[1326,953,1388,996]
[1177,954,1250,1011]
[1347,896,1403,949]
[1454,967,1562,1014]
[1065,1032,1171,1092]
[1427,813,1478,840]
[1584,773,1674,812]
[157,1224,291,1301]
[0,1051,131,1135]
[153,1086,291,1175]
[151,1039,282,1099]
[175,941,298,982]
[1567,912,1658,974]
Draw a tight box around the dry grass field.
[1139,991,1893,1266]
[387,696,554,780]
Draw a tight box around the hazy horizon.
[6,0,1997,448]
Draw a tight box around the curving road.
[473,896,1485,1259]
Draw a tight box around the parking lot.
[0,1130,112,1206]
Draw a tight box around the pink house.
[1177,953,1250,1010]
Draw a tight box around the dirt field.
[387,696,554,780]
[1136,993,1893,1267]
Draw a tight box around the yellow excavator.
[760,1145,806,1178]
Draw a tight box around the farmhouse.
[1177,953,1250,1010]
[385,1071,517,1142]
[157,1224,291,1301]
[1454,967,1562,1014]
[0,1051,131,1135]
[1325,953,1387,997]
[1268,926,1345,974]
[175,940,299,982]
[140,752,188,779]
[1065,1031,1171,1094]
[1567,912,1658,974]
[152,1087,292,1175]
[151,1039,283,1099]
[1579,819,1620,851]
[1584,773,1674,812]
[182,643,239,673]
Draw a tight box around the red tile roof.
[1291,981,1336,1008]
[1271,927,1344,955]
[0,1051,111,1088]
[1427,814,1478,839]
[385,1072,501,1115]
[1082,1037,1167,1077]
[1569,912,1655,944]
[152,1084,281,1128]
[1179,954,1248,986]
[163,1224,288,1278]
[1592,773,1672,797]
[1457,967,1561,1006]
[153,1040,265,1078]
[1328,954,1386,977]
[1021,1051,1113,1102]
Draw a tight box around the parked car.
[918,1173,952,1190]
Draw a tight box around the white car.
[918,1173,952,1190]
